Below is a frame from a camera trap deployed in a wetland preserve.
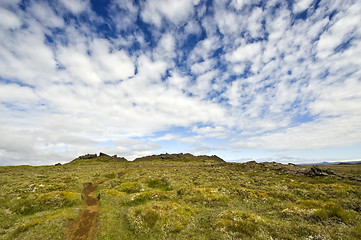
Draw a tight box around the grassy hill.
[1,153,360,239]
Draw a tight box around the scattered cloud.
[1,0,361,165]
[59,0,88,15]
[141,0,199,27]
[153,133,179,141]
[293,0,313,13]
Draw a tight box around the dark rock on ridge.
[77,154,98,160]
[134,153,225,163]
[72,153,127,162]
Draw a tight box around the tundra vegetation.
[0,153,360,239]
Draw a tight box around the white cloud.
[91,38,135,82]
[188,36,221,63]
[309,78,361,117]
[136,55,168,83]
[167,71,190,91]
[29,1,64,28]
[154,33,176,60]
[110,0,139,31]
[293,0,313,13]
[192,126,228,139]
[59,0,88,15]
[226,41,262,63]
[191,59,216,75]
[214,2,240,35]
[191,70,219,99]
[153,133,179,141]
[316,2,361,59]
[0,0,21,8]
[0,84,38,108]
[236,115,361,150]
[184,20,202,35]
[266,8,291,42]
[247,7,264,38]
[230,0,260,11]
[0,7,22,29]
[141,0,199,27]
[57,46,102,85]
[0,20,58,85]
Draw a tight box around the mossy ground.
[1,159,360,239]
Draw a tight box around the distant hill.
[133,153,225,163]
[300,160,361,165]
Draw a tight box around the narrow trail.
[69,182,101,240]
[69,172,125,240]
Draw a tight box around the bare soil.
[69,182,100,240]
[69,173,125,240]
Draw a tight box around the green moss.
[126,191,174,206]
[232,187,269,199]
[146,178,172,191]
[314,202,353,223]
[351,225,361,239]
[12,218,44,236]
[103,172,117,179]
[101,189,126,197]
[117,182,143,193]
[178,187,228,206]
[11,191,81,215]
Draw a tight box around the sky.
[0,0,361,165]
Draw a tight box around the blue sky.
[1,0,361,165]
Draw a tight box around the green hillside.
[1,154,360,239]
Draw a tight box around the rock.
[99,152,110,157]
[55,163,61,166]
[133,153,225,162]
[306,166,329,177]
[98,153,127,162]
[72,153,127,163]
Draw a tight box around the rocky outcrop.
[234,162,340,178]
[77,154,98,160]
[134,153,225,163]
[98,153,127,162]
[304,166,337,177]
[99,152,110,157]
[72,153,127,162]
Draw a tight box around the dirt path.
[69,173,125,240]
[69,182,101,240]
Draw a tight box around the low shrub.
[216,210,264,238]
[103,172,117,179]
[11,191,81,215]
[126,191,174,206]
[314,202,353,223]
[126,201,194,234]
[117,182,143,193]
[146,178,172,191]
[178,187,228,206]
